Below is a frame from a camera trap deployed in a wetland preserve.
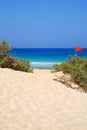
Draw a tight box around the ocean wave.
[30,62,61,68]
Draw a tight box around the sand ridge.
[0,68,87,130]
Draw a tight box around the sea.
[8,48,87,69]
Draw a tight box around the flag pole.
[75,47,77,57]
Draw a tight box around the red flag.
[76,46,82,52]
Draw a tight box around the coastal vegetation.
[53,57,87,92]
[0,39,33,72]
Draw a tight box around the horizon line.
[12,47,87,49]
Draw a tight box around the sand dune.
[0,68,87,130]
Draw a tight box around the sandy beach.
[0,68,87,130]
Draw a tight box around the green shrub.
[53,57,87,92]
[0,39,33,72]
[53,64,61,72]
[13,58,33,72]
[59,62,73,74]
[0,56,33,72]
[0,56,14,68]
[0,39,12,59]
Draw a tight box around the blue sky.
[0,0,87,48]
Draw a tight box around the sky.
[0,0,87,48]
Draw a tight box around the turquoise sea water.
[8,48,87,69]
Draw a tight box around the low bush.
[53,64,61,72]
[0,56,33,72]
[0,39,33,72]
[53,57,87,92]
